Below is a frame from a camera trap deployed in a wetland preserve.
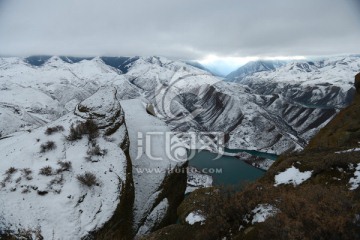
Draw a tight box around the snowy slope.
[0,87,128,239]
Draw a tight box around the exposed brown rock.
[355,72,360,94]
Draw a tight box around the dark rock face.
[355,73,360,94]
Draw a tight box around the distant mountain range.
[1,55,358,154]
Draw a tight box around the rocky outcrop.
[0,88,129,239]
[356,73,360,94]
[75,86,124,130]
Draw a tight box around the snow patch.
[274,166,312,186]
[349,164,360,190]
[185,211,206,225]
[185,167,213,194]
[335,148,360,154]
[251,204,279,224]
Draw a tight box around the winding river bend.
[189,149,278,187]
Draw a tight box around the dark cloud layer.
[0,0,359,59]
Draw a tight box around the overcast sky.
[0,0,360,73]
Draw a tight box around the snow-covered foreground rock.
[0,87,128,239]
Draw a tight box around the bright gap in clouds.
[198,55,306,76]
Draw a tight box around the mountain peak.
[45,56,65,67]
[226,60,286,82]
[91,56,104,63]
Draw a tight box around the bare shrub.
[57,160,72,172]
[67,120,99,141]
[5,167,17,175]
[39,166,53,176]
[45,125,64,135]
[40,141,56,153]
[85,120,99,140]
[5,167,17,174]
[2,167,18,184]
[67,124,83,141]
[76,172,98,187]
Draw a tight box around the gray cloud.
[0,0,359,59]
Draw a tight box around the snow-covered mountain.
[226,60,286,82]
[226,56,360,108]
[0,55,358,155]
